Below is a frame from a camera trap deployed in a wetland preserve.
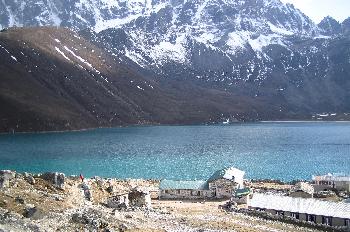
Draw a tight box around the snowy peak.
[318,16,342,36]
[342,17,350,35]
[0,0,319,36]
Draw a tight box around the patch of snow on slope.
[63,45,109,82]
[55,47,71,61]
[64,46,92,68]
[125,49,147,68]
[94,14,141,33]
[151,35,188,64]
[10,56,17,62]
[226,31,250,53]
[268,23,293,36]
[248,34,286,52]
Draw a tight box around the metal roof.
[234,188,251,197]
[313,173,350,182]
[160,180,209,190]
[207,167,245,182]
[249,193,350,219]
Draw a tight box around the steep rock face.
[342,17,350,35]
[318,16,342,36]
[0,27,180,132]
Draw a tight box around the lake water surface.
[0,122,349,181]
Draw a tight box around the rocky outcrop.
[40,172,65,189]
[129,187,152,209]
[318,16,342,36]
[0,170,15,188]
[106,193,129,209]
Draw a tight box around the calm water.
[0,123,349,181]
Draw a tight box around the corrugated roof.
[235,188,251,197]
[159,180,209,190]
[313,174,350,182]
[207,167,245,182]
[249,193,350,219]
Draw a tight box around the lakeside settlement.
[0,168,349,231]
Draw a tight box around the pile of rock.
[39,172,65,189]
[106,187,152,210]
[0,170,16,188]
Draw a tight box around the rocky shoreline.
[0,170,332,232]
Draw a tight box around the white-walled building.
[312,174,350,192]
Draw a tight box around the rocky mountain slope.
[0,27,179,132]
[1,27,278,132]
[0,0,350,131]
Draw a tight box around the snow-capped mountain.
[0,0,350,131]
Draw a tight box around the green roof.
[160,180,209,190]
[234,188,251,197]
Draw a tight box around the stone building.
[129,187,152,209]
[312,174,350,192]
[289,182,314,198]
[249,193,350,227]
[106,192,129,209]
[207,167,245,198]
[159,167,245,199]
[159,180,214,199]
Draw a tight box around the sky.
[280,0,349,23]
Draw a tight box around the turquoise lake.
[0,122,349,181]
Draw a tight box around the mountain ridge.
[0,1,350,132]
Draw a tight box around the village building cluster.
[158,167,350,229]
[159,167,251,201]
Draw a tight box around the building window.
[306,214,316,223]
[322,216,332,226]
[291,212,300,220]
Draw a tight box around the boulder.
[24,173,36,185]
[40,172,65,189]
[23,206,45,220]
[82,183,92,201]
[15,196,25,204]
[106,185,114,194]
[0,170,16,188]
[71,209,108,229]
[129,187,152,209]
[106,193,129,209]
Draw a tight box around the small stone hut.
[106,192,129,209]
[129,187,151,209]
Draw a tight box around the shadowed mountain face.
[0,1,350,132]
[0,27,176,132]
[0,27,283,132]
